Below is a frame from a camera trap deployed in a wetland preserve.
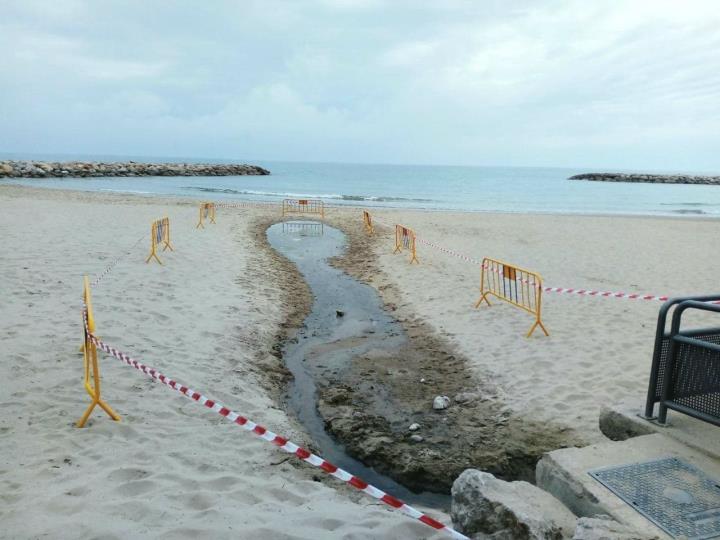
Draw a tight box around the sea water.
[3,155,720,217]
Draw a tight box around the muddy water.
[267,220,448,507]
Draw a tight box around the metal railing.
[644,295,720,427]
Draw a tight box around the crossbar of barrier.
[374,213,678,305]
[196,202,216,229]
[146,217,173,265]
[362,210,374,235]
[393,225,419,264]
[282,221,324,236]
[77,302,466,539]
[282,198,325,218]
[76,276,120,427]
[476,257,548,338]
[215,201,280,209]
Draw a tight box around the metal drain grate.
[590,457,720,539]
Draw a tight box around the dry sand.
[1,184,717,538]
[0,186,446,539]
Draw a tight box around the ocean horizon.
[3,153,720,217]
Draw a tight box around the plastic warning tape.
[479,263,677,302]
[370,210,682,304]
[370,213,480,264]
[540,286,670,301]
[415,237,483,265]
[82,314,467,540]
[91,234,146,288]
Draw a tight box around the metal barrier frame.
[645,298,720,427]
[77,276,120,427]
[282,199,325,218]
[196,202,216,229]
[475,257,548,338]
[146,217,174,265]
[393,224,418,264]
[282,221,324,236]
[363,210,374,235]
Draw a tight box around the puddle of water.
[267,220,449,508]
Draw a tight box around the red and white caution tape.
[82,312,466,540]
[415,237,483,266]
[365,211,686,304]
[540,286,670,302]
[479,263,674,302]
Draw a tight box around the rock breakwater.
[0,160,270,178]
[569,172,720,185]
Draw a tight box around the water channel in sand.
[266,220,449,508]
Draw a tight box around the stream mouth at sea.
[266,220,576,509]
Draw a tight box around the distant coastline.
[0,160,270,178]
[569,172,720,185]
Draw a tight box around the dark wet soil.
[265,217,582,505]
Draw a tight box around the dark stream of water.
[266,220,449,508]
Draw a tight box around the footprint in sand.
[107,467,151,482]
[114,479,156,497]
[204,476,239,492]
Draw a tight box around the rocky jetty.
[569,172,720,185]
[0,160,270,178]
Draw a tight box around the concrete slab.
[600,399,720,462]
[536,433,720,539]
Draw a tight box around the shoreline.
[3,182,720,221]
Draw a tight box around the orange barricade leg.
[409,239,419,264]
[163,219,174,252]
[196,206,205,229]
[364,212,374,235]
[393,226,401,253]
[526,318,550,338]
[475,291,492,308]
[146,222,163,264]
[527,290,549,337]
[77,276,120,428]
[475,264,491,306]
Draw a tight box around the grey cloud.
[1,0,719,170]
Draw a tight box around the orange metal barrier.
[77,276,120,427]
[196,202,216,229]
[393,225,419,264]
[475,257,548,337]
[282,198,325,218]
[146,217,173,265]
[362,210,374,235]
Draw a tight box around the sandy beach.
[1,184,718,538]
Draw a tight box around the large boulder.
[572,516,659,540]
[451,469,576,539]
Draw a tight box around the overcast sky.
[1,0,719,170]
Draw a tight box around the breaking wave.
[184,186,435,203]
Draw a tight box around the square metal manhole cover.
[589,457,720,539]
